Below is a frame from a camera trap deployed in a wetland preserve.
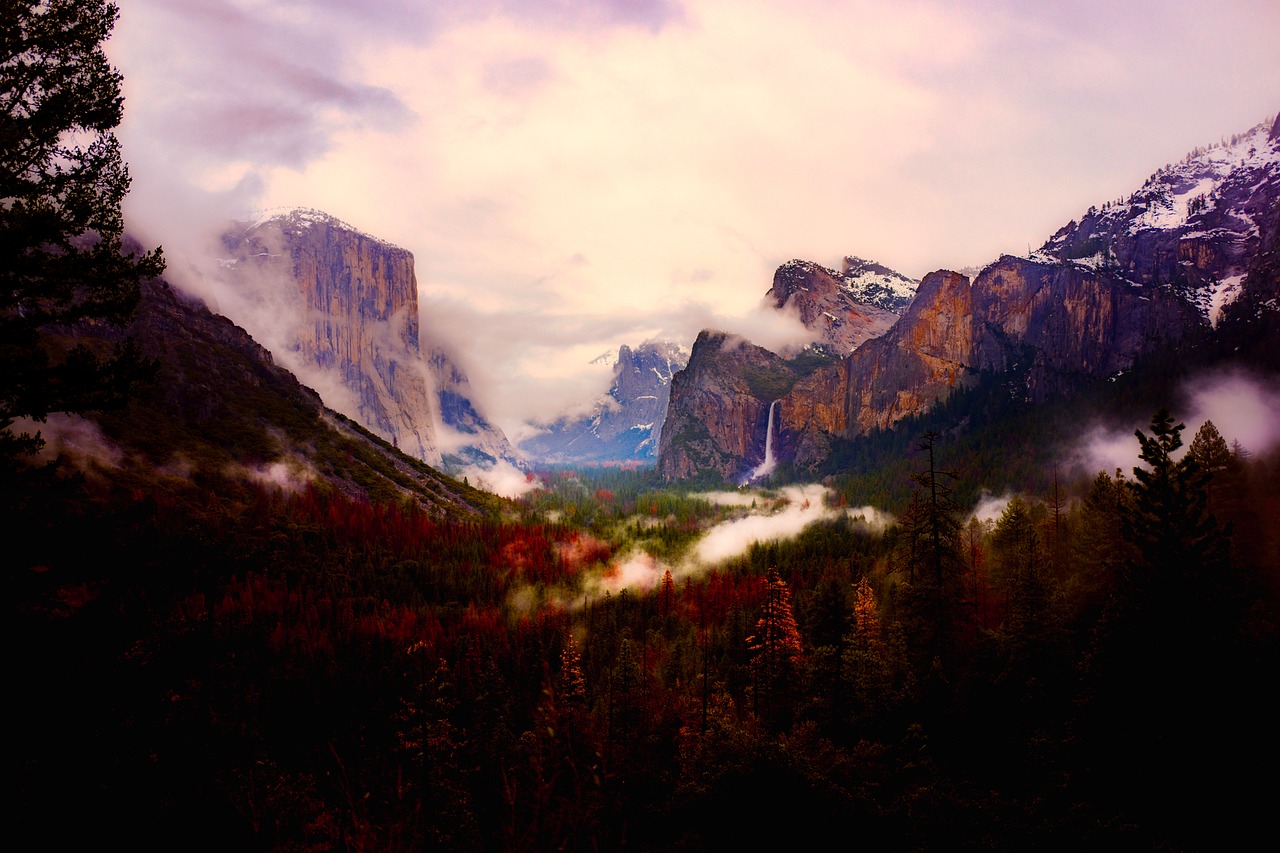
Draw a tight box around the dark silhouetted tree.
[1124,408,1228,586]
[1,0,164,466]
[1187,419,1242,526]
[899,432,967,669]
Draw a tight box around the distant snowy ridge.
[775,257,918,314]
[838,256,919,311]
[1031,114,1279,326]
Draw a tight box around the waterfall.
[747,400,778,482]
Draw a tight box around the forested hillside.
[10,407,1278,849]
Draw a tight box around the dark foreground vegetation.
[6,3,1278,848]
[9,406,1279,851]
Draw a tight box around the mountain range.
[35,114,1277,499]
[659,113,1280,483]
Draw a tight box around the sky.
[108,0,1280,441]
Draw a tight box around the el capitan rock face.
[221,208,518,471]
[83,275,493,518]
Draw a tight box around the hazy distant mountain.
[220,208,520,473]
[520,340,688,465]
[660,113,1280,481]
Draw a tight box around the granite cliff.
[765,257,916,355]
[220,209,519,472]
[659,113,1280,481]
[658,331,820,482]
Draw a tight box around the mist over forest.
[7,2,1280,850]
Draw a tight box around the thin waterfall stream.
[746,399,778,482]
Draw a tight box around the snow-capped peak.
[589,349,620,369]
[243,207,403,249]
[839,255,919,310]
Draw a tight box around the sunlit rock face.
[658,256,917,480]
[221,208,518,470]
[660,115,1280,481]
[835,268,975,437]
[665,258,1206,479]
[808,259,1200,446]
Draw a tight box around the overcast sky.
[108,0,1280,439]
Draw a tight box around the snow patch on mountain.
[838,256,919,311]
[1208,274,1246,327]
[244,207,404,250]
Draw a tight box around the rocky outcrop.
[777,258,1201,466]
[657,255,914,479]
[791,259,1197,456]
[1039,114,1279,326]
[658,331,808,481]
[658,114,1279,481]
[520,340,688,464]
[221,208,518,471]
[765,258,914,355]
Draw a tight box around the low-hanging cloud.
[1068,369,1280,478]
[1183,368,1280,458]
[421,292,817,438]
[237,460,316,494]
[526,483,895,614]
[692,483,836,565]
[846,504,897,534]
[111,0,1280,450]
[461,459,541,499]
[11,414,123,472]
[968,490,1018,525]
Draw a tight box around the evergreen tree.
[1188,419,1234,478]
[990,496,1060,691]
[1124,408,1227,585]
[1065,469,1131,623]
[963,516,990,630]
[1078,417,1254,848]
[899,432,967,668]
[1187,419,1242,525]
[746,568,803,726]
[1,1,164,463]
[910,431,963,586]
[842,576,894,721]
[557,629,587,707]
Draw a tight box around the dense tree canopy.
[1,0,163,459]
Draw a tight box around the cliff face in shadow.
[658,331,800,482]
